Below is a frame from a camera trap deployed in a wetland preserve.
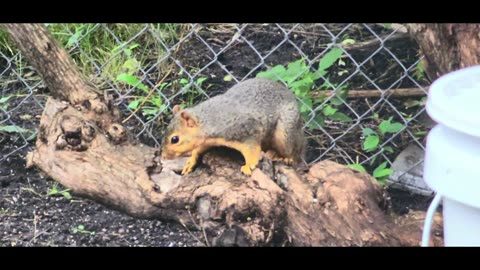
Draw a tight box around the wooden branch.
[3,24,98,104]
[3,24,119,130]
[342,32,410,52]
[7,23,444,246]
[313,87,428,99]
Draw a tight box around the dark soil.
[0,146,204,247]
[1,24,434,246]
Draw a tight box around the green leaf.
[319,47,343,71]
[116,74,149,94]
[61,191,72,200]
[341,38,356,45]
[128,99,141,110]
[305,69,324,81]
[306,114,325,130]
[299,98,313,114]
[374,161,387,170]
[159,82,171,91]
[179,78,189,85]
[0,96,11,103]
[378,117,404,136]
[370,156,377,166]
[66,28,84,48]
[319,78,333,90]
[116,73,138,85]
[313,98,325,105]
[328,112,352,122]
[112,42,128,53]
[223,75,233,82]
[362,128,377,137]
[196,77,207,86]
[363,135,379,152]
[414,131,428,136]
[283,59,309,84]
[142,107,160,118]
[322,105,337,116]
[150,96,164,108]
[290,78,314,95]
[78,225,84,230]
[373,162,393,178]
[329,97,344,106]
[0,125,30,134]
[122,59,137,73]
[404,97,426,108]
[414,60,426,80]
[256,65,287,81]
[347,164,367,173]
[383,146,394,154]
[128,43,139,50]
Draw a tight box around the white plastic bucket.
[423,65,480,246]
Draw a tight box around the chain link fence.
[0,23,431,191]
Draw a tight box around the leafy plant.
[123,78,169,120]
[362,117,404,153]
[372,161,394,184]
[256,47,352,130]
[72,224,95,235]
[179,76,208,107]
[347,163,367,173]
[348,161,393,184]
[112,42,141,75]
[120,71,208,120]
[47,182,72,200]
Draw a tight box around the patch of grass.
[0,24,185,91]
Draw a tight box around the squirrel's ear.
[172,105,182,115]
[180,111,197,128]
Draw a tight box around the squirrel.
[161,78,306,176]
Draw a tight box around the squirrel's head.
[161,105,202,159]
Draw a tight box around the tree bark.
[406,24,480,81]
[4,24,443,246]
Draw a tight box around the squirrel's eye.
[171,136,179,144]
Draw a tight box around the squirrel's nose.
[161,150,172,159]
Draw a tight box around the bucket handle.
[421,193,442,247]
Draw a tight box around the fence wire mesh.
[0,23,431,190]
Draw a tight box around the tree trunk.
[406,24,480,81]
[3,24,444,246]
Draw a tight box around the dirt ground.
[1,23,434,246]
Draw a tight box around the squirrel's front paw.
[240,165,252,175]
[283,158,294,165]
[181,159,196,175]
[240,164,257,176]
